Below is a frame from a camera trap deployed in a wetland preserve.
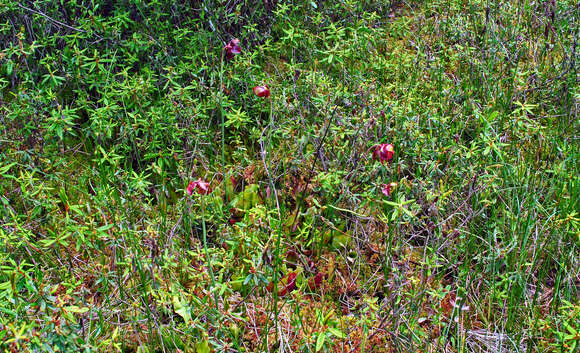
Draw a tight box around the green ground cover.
[0,1,578,352]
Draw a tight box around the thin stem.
[260,97,284,348]
[201,197,218,309]
[219,50,227,204]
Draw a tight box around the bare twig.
[17,2,100,38]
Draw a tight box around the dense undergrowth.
[0,0,579,352]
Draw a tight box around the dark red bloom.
[224,38,241,60]
[372,143,395,164]
[253,85,270,98]
[228,207,241,225]
[286,272,297,292]
[313,272,323,286]
[309,272,324,290]
[187,178,210,196]
[269,272,298,297]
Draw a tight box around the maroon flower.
[309,272,324,290]
[268,272,298,297]
[224,38,242,60]
[187,178,210,196]
[286,272,297,292]
[381,182,397,197]
[372,143,395,164]
[253,85,270,98]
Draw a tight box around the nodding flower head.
[372,143,395,164]
[285,272,297,291]
[266,272,298,297]
[187,178,210,196]
[224,38,241,60]
[253,85,270,98]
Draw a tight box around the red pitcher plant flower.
[266,272,297,297]
[285,272,297,291]
[187,178,210,196]
[253,85,270,98]
[372,143,394,164]
[381,182,398,197]
[224,38,241,60]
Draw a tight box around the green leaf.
[402,207,414,218]
[0,162,16,175]
[0,307,17,317]
[564,322,577,334]
[328,327,345,338]
[196,339,211,353]
[6,60,13,76]
[172,296,191,324]
[65,305,89,313]
[97,224,114,232]
[231,184,262,211]
[316,333,326,352]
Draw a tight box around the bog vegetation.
[0,0,579,352]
